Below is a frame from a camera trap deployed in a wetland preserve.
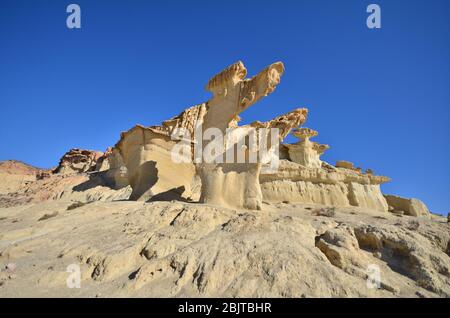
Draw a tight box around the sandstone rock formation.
[109,60,433,214]
[0,61,434,216]
[0,160,42,176]
[0,170,131,209]
[116,61,308,209]
[195,61,308,210]
[384,195,430,217]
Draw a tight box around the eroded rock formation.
[195,61,307,209]
[116,61,308,209]
[88,60,430,214]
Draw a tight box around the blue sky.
[0,0,449,213]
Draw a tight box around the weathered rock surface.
[116,125,198,202]
[0,200,448,297]
[95,147,129,190]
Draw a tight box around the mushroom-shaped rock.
[285,127,324,168]
[292,127,318,142]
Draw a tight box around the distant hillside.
[0,160,42,175]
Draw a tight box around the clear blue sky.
[1,0,449,213]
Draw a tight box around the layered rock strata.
[260,159,390,212]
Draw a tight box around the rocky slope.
[0,197,449,297]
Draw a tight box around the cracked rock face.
[0,200,448,297]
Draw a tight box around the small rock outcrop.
[54,148,104,174]
[336,160,355,170]
[384,195,430,217]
